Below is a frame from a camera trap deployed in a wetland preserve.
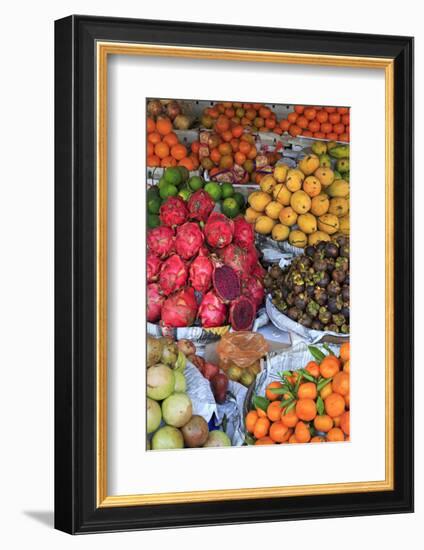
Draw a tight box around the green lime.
[159,183,178,199]
[147,196,161,214]
[177,166,189,183]
[178,188,192,201]
[204,182,222,202]
[147,185,160,199]
[158,176,168,189]
[222,197,240,218]
[147,214,160,228]
[188,175,204,191]
[164,167,182,186]
[233,191,245,210]
[221,182,234,199]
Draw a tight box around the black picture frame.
[55,15,414,534]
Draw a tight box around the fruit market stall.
[146,98,350,450]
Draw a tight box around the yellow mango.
[272,224,290,241]
[290,190,311,214]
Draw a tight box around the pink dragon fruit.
[212,264,240,302]
[159,255,188,296]
[245,245,259,273]
[147,283,164,323]
[198,291,227,328]
[189,255,213,293]
[175,222,204,260]
[242,276,265,309]
[161,287,198,327]
[187,190,215,222]
[251,261,266,280]
[198,244,210,257]
[147,254,162,283]
[229,296,256,331]
[218,244,249,275]
[147,226,174,259]
[159,196,188,227]
[233,216,254,249]
[204,212,234,249]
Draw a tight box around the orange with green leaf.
[244,342,350,445]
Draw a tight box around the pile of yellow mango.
[245,142,350,248]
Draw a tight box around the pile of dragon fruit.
[147,189,266,330]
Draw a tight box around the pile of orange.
[196,129,259,180]
[245,342,350,445]
[279,106,350,142]
[201,102,282,134]
[147,116,200,170]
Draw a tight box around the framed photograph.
[54,15,414,534]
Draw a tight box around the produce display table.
[146,99,350,450]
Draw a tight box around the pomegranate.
[202,362,220,381]
[147,254,162,283]
[166,100,181,121]
[147,99,163,117]
[147,283,164,323]
[161,287,198,327]
[159,196,189,227]
[189,255,213,293]
[147,226,174,259]
[159,255,188,296]
[233,216,254,249]
[187,190,215,222]
[210,373,229,404]
[190,354,206,374]
[198,291,227,328]
[175,222,204,260]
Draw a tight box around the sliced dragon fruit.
[212,264,240,302]
[229,296,256,331]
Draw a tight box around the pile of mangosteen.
[264,236,350,334]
